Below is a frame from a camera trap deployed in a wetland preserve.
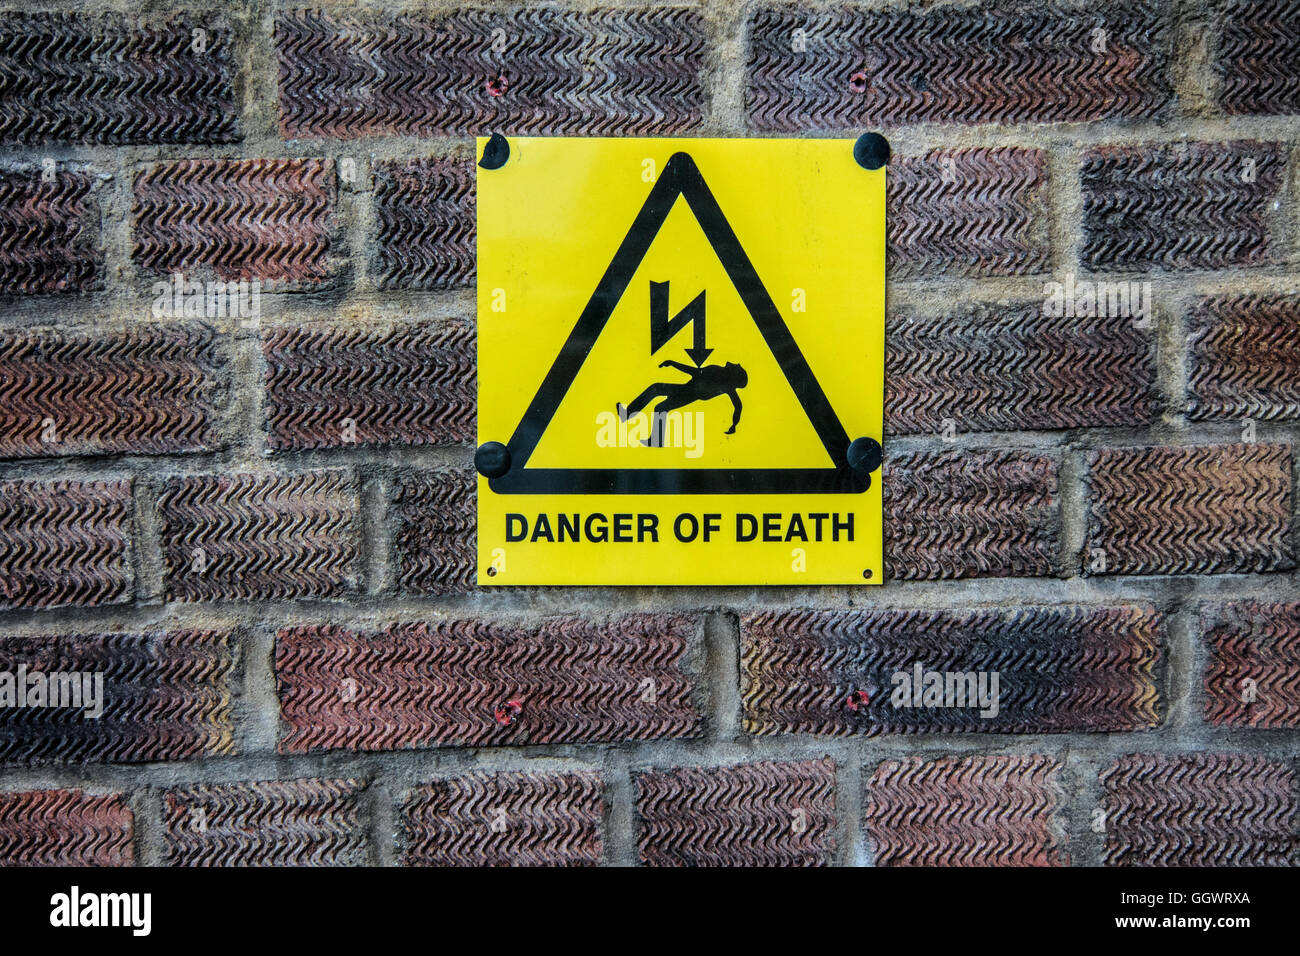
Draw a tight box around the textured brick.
[403,771,603,867]
[0,630,233,764]
[746,2,1172,130]
[887,304,1156,435]
[0,13,237,145]
[0,167,99,294]
[885,450,1059,579]
[865,755,1067,866]
[888,148,1048,278]
[264,322,473,451]
[163,778,367,866]
[0,478,132,610]
[276,9,705,138]
[0,324,224,459]
[373,158,474,291]
[1081,141,1284,271]
[275,614,700,754]
[1186,295,1300,421]
[394,470,475,595]
[158,470,359,603]
[742,606,1160,735]
[1101,753,1297,866]
[635,759,836,867]
[133,159,337,284]
[1215,0,1300,116]
[1086,443,1293,575]
[0,789,133,866]
[1203,601,1300,729]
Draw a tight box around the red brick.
[1215,0,1300,116]
[0,324,224,459]
[372,158,474,290]
[888,148,1048,278]
[1202,601,1300,729]
[0,789,133,866]
[163,778,367,866]
[0,166,99,294]
[746,2,1171,130]
[275,614,700,753]
[0,478,132,610]
[402,771,604,867]
[157,470,359,603]
[865,755,1067,866]
[394,470,475,595]
[276,9,705,138]
[887,303,1156,435]
[742,606,1160,735]
[1081,141,1284,271]
[0,13,237,145]
[0,630,233,764]
[885,450,1059,579]
[635,759,836,867]
[264,322,473,451]
[133,158,337,284]
[1186,294,1300,421]
[1101,753,1297,865]
[1086,443,1293,575]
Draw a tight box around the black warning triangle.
[491,151,870,495]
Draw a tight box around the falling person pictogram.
[621,359,748,446]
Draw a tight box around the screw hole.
[486,566,498,577]
[862,568,873,579]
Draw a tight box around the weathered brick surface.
[1081,141,1284,271]
[402,771,604,867]
[394,470,476,595]
[885,450,1059,579]
[158,470,359,603]
[1203,601,1300,729]
[742,607,1160,735]
[275,614,700,753]
[372,158,474,290]
[746,2,1172,131]
[1186,295,1300,421]
[1086,443,1293,576]
[0,167,100,294]
[264,322,473,450]
[0,630,233,764]
[0,324,224,459]
[1214,0,1300,116]
[163,778,367,866]
[887,304,1156,435]
[0,478,132,610]
[635,759,836,866]
[1101,753,1297,866]
[276,9,705,139]
[0,789,133,866]
[888,148,1047,278]
[865,755,1067,866]
[133,159,336,283]
[0,13,238,145]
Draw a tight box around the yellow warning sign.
[475,136,884,585]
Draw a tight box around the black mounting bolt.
[479,132,510,170]
[847,436,883,475]
[475,441,511,478]
[853,132,890,170]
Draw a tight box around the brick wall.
[0,0,1297,867]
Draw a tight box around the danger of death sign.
[475,136,885,585]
